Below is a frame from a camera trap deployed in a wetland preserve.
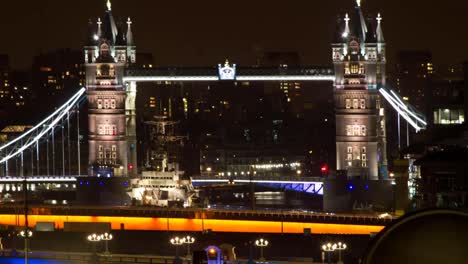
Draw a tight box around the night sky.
[0,0,467,70]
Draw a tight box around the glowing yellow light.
[0,214,384,235]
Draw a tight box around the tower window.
[353,99,359,109]
[345,99,351,109]
[97,99,103,109]
[350,64,359,74]
[110,99,116,109]
[360,99,366,109]
[361,126,366,136]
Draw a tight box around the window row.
[97,99,116,109]
[345,64,365,75]
[345,99,366,109]
[346,125,367,136]
[97,145,118,164]
[97,124,117,135]
[346,146,367,167]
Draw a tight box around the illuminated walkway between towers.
[0,205,390,235]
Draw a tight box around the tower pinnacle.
[107,0,112,11]
[356,0,361,7]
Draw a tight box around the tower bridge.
[0,1,428,208]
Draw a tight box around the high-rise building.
[83,0,136,178]
[395,50,433,112]
[332,2,387,179]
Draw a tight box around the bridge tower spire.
[331,1,388,180]
[83,1,138,185]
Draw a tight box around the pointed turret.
[97,18,102,38]
[376,13,384,43]
[365,17,377,43]
[115,21,127,46]
[352,0,368,42]
[101,0,118,44]
[126,17,135,46]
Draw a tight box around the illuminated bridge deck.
[124,66,335,82]
[0,205,392,235]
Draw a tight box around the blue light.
[348,184,354,190]
[327,184,331,189]
[86,181,89,185]
[79,181,83,185]
[99,181,103,186]
[123,182,128,187]
[365,185,369,190]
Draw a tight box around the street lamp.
[170,236,184,258]
[335,242,347,264]
[181,235,195,257]
[321,243,337,264]
[18,229,33,264]
[255,238,269,262]
[99,233,113,255]
[87,233,101,263]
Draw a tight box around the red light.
[128,164,134,170]
[321,165,328,173]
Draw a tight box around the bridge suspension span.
[0,88,86,178]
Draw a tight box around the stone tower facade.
[332,1,388,180]
[84,1,136,178]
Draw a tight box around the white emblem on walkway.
[218,60,237,80]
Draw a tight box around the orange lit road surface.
[0,214,384,235]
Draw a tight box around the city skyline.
[0,0,467,69]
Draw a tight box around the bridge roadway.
[0,205,392,235]
[123,66,335,82]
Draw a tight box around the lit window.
[353,99,359,109]
[360,99,366,109]
[346,126,353,136]
[362,147,366,153]
[104,100,110,109]
[345,99,351,109]
[98,125,104,135]
[110,99,116,109]
[350,64,359,74]
[353,126,360,136]
[97,99,103,109]
[112,145,117,152]
[361,126,366,136]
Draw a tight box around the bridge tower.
[332,0,388,180]
[83,0,137,178]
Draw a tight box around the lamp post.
[99,233,113,255]
[170,236,184,258]
[335,242,347,264]
[87,233,101,264]
[181,235,195,258]
[18,229,33,264]
[321,243,337,264]
[255,238,269,262]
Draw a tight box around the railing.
[192,175,324,184]
[0,204,395,225]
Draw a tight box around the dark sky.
[0,0,467,70]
